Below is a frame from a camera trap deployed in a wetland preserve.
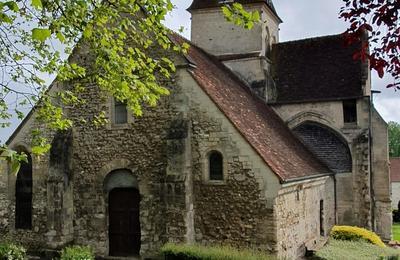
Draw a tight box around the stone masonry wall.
[2,118,59,250]
[181,70,283,254]
[0,160,8,235]
[274,176,335,259]
[372,108,392,240]
[272,98,384,233]
[67,79,182,256]
[191,121,273,250]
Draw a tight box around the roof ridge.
[275,33,345,46]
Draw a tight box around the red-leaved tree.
[340,0,399,89]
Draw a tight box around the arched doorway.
[15,152,32,229]
[105,169,141,256]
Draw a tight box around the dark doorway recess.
[15,153,32,229]
[109,188,141,256]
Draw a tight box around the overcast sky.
[0,0,398,143]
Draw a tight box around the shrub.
[161,243,274,260]
[0,242,26,260]
[60,246,94,260]
[330,225,385,247]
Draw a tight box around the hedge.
[330,225,385,247]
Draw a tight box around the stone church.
[0,0,392,259]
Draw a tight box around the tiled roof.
[171,34,331,182]
[390,158,400,182]
[187,0,282,22]
[271,34,365,104]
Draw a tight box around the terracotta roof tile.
[271,34,364,104]
[171,34,330,182]
[390,158,400,182]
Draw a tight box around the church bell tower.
[188,0,282,101]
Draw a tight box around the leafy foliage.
[0,0,259,166]
[0,242,26,260]
[60,245,94,260]
[330,225,385,247]
[388,121,400,157]
[339,0,400,88]
[0,147,27,175]
[0,0,182,149]
[161,243,274,260]
[222,3,260,29]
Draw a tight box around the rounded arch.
[105,169,141,256]
[103,169,138,193]
[293,121,352,173]
[287,111,335,132]
[202,148,228,182]
[98,159,136,185]
[10,142,31,154]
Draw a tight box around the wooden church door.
[109,188,141,256]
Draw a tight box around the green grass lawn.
[393,223,400,241]
[316,239,400,260]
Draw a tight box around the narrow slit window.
[319,200,324,236]
[343,99,357,124]
[265,28,271,57]
[114,99,128,124]
[15,152,33,230]
[209,151,223,181]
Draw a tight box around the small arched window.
[209,151,223,181]
[15,152,33,229]
[114,98,127,124]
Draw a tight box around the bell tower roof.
[188,0,282,23]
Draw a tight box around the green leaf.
[10,159,20,176]
[56,32,65,43]
[0,13,13,23]
[32,28,51,42]
[252,11,260,21]
[31,0,42,10]
[83,25,93,38]
[4,1,19,12]
[221,6,232,19]
[15,109,24,119]
[31,144,50,155]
